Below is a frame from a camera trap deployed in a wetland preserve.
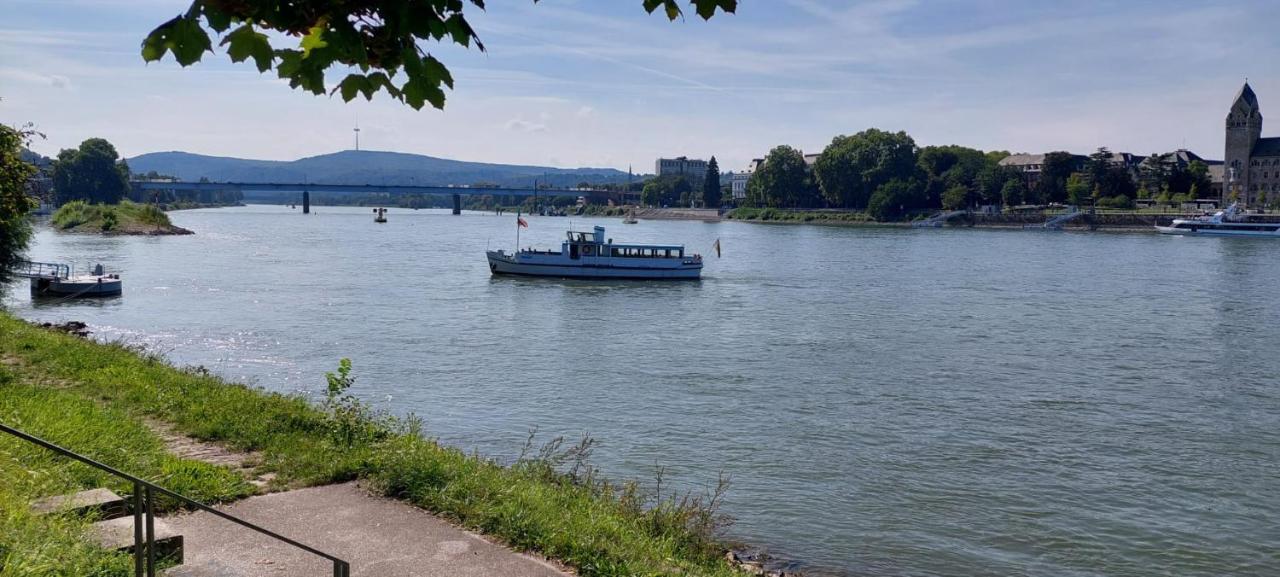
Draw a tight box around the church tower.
[1225,82,1263,205]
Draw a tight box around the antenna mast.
[353,114,361,151]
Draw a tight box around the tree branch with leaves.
[142,0,737,110]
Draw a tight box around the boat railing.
[15,260,70,280]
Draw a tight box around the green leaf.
[140,15,211,66]
[300,25,328,57]
[202,5,232,33]
[402,76,445,110]
[423,55,453,89]
[140,16,181,62]
[335,74,373,102]
[223,25,274,73]
[171,16,212,66]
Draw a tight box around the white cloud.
[0,68,72,89]
[505,118,548,133]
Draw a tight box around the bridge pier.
[303,191,310,214]
[452,193,461,215]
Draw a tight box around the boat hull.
[30,277,123,297]
[1156,225,1280,237]
[487,251,701,280]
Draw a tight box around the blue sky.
[2,0,1278,172]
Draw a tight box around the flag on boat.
[517,213,528,228]
[713,238,721,258]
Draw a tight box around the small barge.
[20,262,123,297]
[487,225,702,279]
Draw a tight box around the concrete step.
[30,488,129,520]
[89,515,184,564]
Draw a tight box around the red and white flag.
[517,213,528,228]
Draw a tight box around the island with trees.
[48,138,193,235]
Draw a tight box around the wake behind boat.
[487,224,702,280]
[1156,203,1280,237]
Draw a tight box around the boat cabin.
[553,226,688,260]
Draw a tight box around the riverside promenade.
[166,483,570,577]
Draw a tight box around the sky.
[2,0,1278,172]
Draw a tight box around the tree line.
[742,129,1218,220]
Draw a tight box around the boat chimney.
[593,226,605,243]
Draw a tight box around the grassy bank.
[0,313,744,577]
[51,201,193,235]
[0,362,252,575]
[727,207,877,224]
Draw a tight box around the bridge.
[132,181,624,214]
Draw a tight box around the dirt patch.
[146,420,277,491]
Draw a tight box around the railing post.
[145,486,156,577]
[134,482,144,577]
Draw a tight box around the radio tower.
[353,114,361,151]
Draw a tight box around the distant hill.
[127,150,639,189]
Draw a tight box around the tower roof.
[1234,82,1260,110]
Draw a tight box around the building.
[730,158,763,201]
[1224,82,1280,207]
[998,153,1088,189]
[654,156,709,184]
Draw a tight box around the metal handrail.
[0,422,350,577]
[15,260,70,279]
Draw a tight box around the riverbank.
[724,207,1184,231]
[0,312,754,577]
[51,200,193,235]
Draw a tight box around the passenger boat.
[486,225,702,279]
[1155,203,1280,237]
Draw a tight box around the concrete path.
[164,483,573,577]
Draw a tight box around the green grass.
[0,363,252,576]
[728,206,875,223]
[0,313,745,577]
[51,201,177,233]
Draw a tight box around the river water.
[6,205,1279,576]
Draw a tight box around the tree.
[52,138,130,205]
[1038,151,1077,204]
[141,1,737,110]
[1086,147,1112,191]
[1001,178,1025,206]
[867,179,922,221]
[1066,172,1089,206]
[1,125,38,285]
[1140,152,1170,194]
[941,184,969,210]
[746,145,812,208]
[976,164,1021,206]
[813,129,917,209]
[918,145,986,210]
[1186,160,1212,198]
[640,174,690,207]
[702,156,720,208]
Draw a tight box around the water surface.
[8,205,1279,576]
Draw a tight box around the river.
[6,205,1279,576]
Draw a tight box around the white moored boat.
[28,263,123,297]
[1156,203,1280,237]
[487,225,702,279]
